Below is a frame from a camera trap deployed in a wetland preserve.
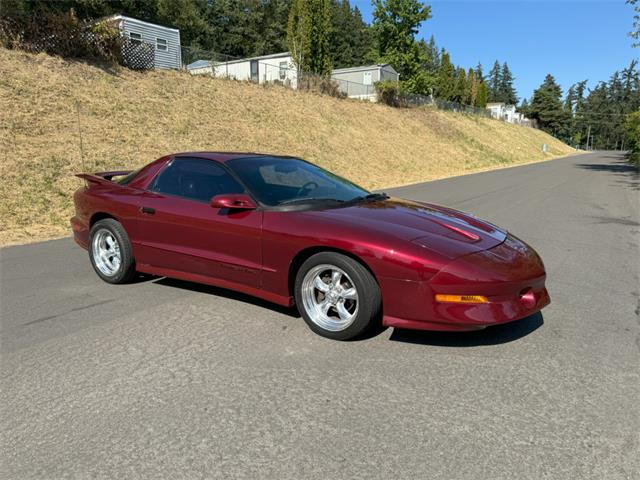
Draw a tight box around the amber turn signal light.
[435,294,489,304]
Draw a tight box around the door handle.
[140,206,156,215]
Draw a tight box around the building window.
[129,32,142,45]
[279,61,287,80]
[363,71,372,85]
[156,38,168,51]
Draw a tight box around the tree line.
[520,62,639,151]
[286,0,519,108]
[2,0,520,108]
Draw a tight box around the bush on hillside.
[298,74,345,99]
[0,10,122,63]
[374,80,403,107]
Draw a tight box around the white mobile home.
[486,102,505,120]
[331,64,399,101]
[187,52,298,88]
[103,15,181,69]
[187,52,400,103]
[486,102,528,124]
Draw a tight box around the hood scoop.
[440,222,481,242]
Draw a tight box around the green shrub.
[625,111,640,167]
[374,80,403,107]
[0,11,122,63]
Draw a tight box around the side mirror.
[210,193,258,210]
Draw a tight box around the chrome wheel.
[91,229,122,277]
[300,264,359,332]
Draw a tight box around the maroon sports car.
[71,152,550,340]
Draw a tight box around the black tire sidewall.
[89,219,135,284]
[294,252,381,340]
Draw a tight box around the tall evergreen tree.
[422,35,440,74]
[565,62,640,149]
[621,59,640,104]
[467,67,479,106]
[475,62,484,82]
[207,0,259,57]
[329,0,372,68]
[499,62,518,104]
[452,67,467,104]
[529,74,570,138]
[626,111,640,163]
[254,0,293,56]
[435,50,455,100]
[351,5,373,63]
[156,0,212,49]
[476,81,488,108]
[628,0,639,47]
[563,85,577,144]
[487,60,502,102]
[564,85,575,113]
[519,98,531,117]
[287,0,332,75]
[569,80,589,145]
[574,80,588,111]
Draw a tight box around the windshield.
[226,156,371,207]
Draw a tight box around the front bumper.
[381,234,550,332]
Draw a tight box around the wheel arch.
[89,211,119,227]
[288,246,380,298]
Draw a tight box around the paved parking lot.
[1,151,638,479]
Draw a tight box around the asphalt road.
[1,151,639,479]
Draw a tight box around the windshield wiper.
[364,193,389,201]
[278,197,345,206]
[343,192,389,205]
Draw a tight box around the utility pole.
[585,125,591,150]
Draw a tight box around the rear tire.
[294,252,381,340]
[89,219,136,284]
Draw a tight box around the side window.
[129,32,142,45]
[156,38,168,51]
[151,159,245,203]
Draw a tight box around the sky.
[352,0,639,102]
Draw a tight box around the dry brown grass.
[0,48,576,246]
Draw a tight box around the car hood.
[306,197,507,260]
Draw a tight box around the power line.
[572,112,635,117]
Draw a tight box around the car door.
[134,157,263,287]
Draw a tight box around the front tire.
[294,252,381,340]
[89,219,136,284]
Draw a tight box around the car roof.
[171,152,284,163]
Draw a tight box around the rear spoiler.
[76,171,132,185]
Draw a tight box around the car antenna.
[74,99,87,186]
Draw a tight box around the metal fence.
[404,95,492,117]
[181,46,241,70]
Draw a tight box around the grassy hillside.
[0,48,575,246]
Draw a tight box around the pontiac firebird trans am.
[71,152,550,340]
